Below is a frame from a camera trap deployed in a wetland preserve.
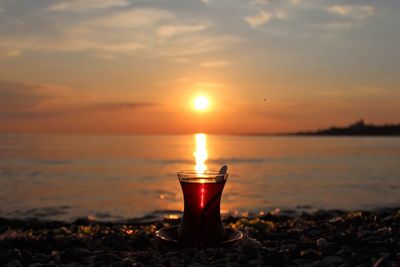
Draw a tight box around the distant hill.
[294,120,400,136]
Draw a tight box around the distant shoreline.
[1,120,400,136]
[241,120,400,137]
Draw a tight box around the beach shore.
[0,208,399,267]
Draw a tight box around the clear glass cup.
[177,170,229,242]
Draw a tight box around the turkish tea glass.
[177,170,228,243]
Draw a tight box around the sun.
[193,96,209,111]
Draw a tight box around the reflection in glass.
[193,133,208,173]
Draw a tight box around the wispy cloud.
[0,81,62,111]
[0,7,237,58]
[200,60,230,68]
[0,102,157,119]
[243,1,376,33]
[157,23,208,39]
[320,22,353,30]
[251,0,268,5]
[48,0,130,12]
[0,48,22,58]
[86,8,173,29]
[89,102,156,111]
[0,80,156,119]
[158,77,191,85]
[245,10,273,27]
[328,5,374,19]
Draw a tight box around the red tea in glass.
[177,171,228,243]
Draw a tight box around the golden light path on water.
[194,133,208,208]
[194,133,208,173]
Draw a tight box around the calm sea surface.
[0,134,399,221]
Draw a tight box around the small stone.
[130,232,151,249]
[262,249,285,266]
[323,255,344,265]
[32,253,52,264]
[9,249,22,260]
[309,260,331,267]
[300,249,321,261]
[372,255,391,267]
[317,238,328,249]
[334,246,353,256]
[377,227,392,236]
[238,238,262,255]
[350,252,358,262]
[103,233,125,248]
[5,260,22,267]
[248,259,263,266]
[120,258,136,267]
[188,262,205,267]
[92,253,121,263]
[293,259,314,266]
[28,263,57,267]
[59,247,91,263]
[20,250,33,264]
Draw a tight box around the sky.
[0,0,399,134]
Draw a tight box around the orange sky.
[0,0,399,134]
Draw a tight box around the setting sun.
[193,96,209,111]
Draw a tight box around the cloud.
[328,5,374,19]
[200,60,230,68]
[0,7,237,58]
[194,82,224,89]
[158,77,191,85]
[85,8,173,29]
[320,22,353,30]
[0,102,156,119]
[245,10,273,27]
[0,81,60,111]
[87,102,156,111]
[0,48,22,58]
[0,80,156,119]
[48,0,130,12]
[252,0,268,5]
[157,23,208,39]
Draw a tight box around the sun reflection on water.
[194,133,208,173]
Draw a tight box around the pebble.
[237,238,262,254]
[59,247,91,263]
[188,262,205,267]
[120,257,136,267]
[323,255,344,265]
[248,259,263,266]
[317,238,328,249]
[372,255,391,267]
[300,249,321,261]
[5,260,22,267]
[28,263,57,267]
[102,233,125,248]
[0,208,399,267]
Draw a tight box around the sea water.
[0,134,399,221]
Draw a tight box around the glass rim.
[177,170,229,177]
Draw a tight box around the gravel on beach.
[0,208,399,267]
